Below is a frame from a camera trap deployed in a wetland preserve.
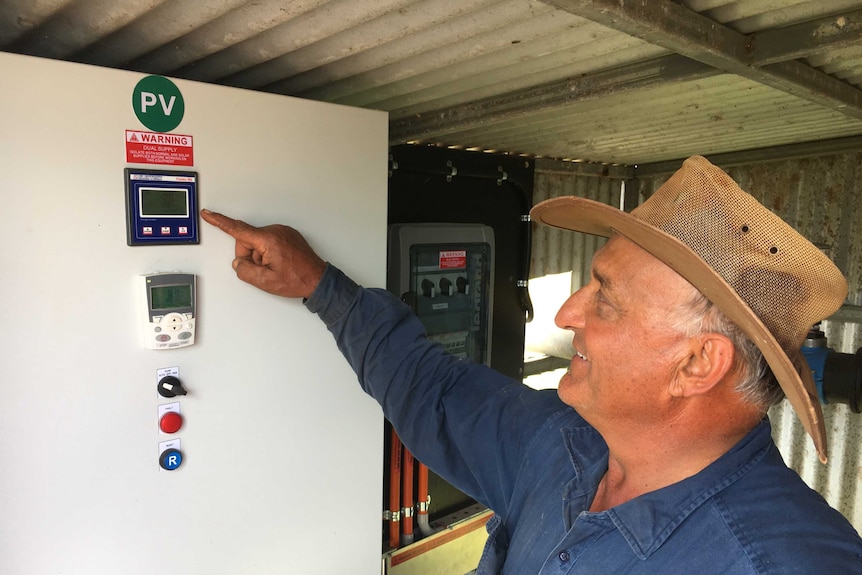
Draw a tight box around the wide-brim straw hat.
[531,155,847,462]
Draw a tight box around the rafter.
[543,0,862,119]
[390,55,716,144]
[635,135,862,177]
[752,9,862,66]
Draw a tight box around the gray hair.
[670,289,784,410]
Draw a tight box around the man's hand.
[200,209,326,299]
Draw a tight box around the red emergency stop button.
[160,411,183,434]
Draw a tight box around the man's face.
[555,235,699,429]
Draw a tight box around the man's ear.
[669,334,736,398]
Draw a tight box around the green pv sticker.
[132,75,185,133]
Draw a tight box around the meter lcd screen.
[140,187,189,218]
[151,284,192,310]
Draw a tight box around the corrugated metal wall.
[524,159,630,371]
[529,152,862,529]
[530,159,631,282]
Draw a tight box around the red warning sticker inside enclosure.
[439,250,467,269]
[125,130,194,166]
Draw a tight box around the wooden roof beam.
[390,54,716,144]
[544,0,862,119]
[752,9,862,66]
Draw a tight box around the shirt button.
[559,550,570,562]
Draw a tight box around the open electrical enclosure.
[382,145,535,563]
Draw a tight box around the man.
[202,156,862,573]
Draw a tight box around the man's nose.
[555,286,589,330]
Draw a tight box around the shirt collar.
[563,418,774,559]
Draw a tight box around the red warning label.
[439,250,467,269]
[125,130,193,166]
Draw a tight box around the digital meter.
[125,168,199,246]
[140,272,196,350]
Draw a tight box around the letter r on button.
[159,448,183,470]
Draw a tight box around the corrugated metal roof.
[1,0,862,164]
[430,74,862,163]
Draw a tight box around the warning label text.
[126,130,194,166]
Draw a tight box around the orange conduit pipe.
[388,426,402,549]
[401,447,415,546]
[416,461,433,537]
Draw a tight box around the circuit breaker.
[388,223,495,365]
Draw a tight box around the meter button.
[160,411,183,434]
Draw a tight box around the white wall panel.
[0,52,387,574]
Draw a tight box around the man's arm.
[200,208,569,513]
[306,264,572,511]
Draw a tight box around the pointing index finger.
[200,209,256,242]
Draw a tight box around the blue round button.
[159,448,183,470]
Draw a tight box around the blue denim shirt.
[307,265,862,574]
